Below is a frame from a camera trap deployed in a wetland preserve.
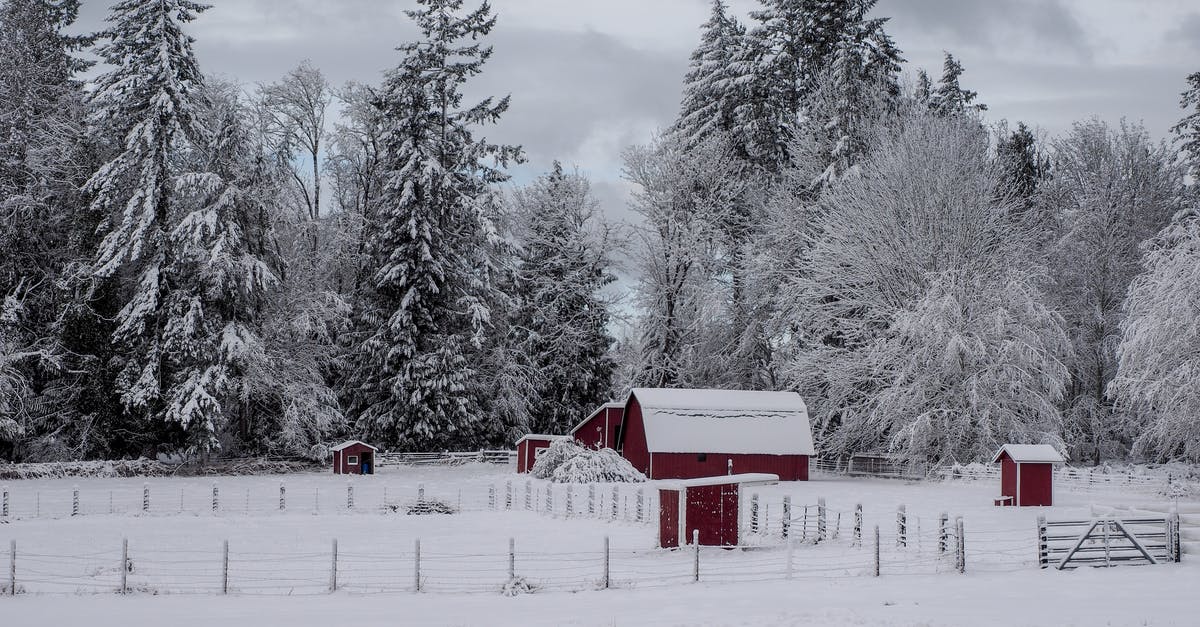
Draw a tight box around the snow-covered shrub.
[529,439,645,483]
[501,576,539,597]
[402,499,458,516]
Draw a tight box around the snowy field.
[2,463,1198,626]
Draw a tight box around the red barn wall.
[1019,463,1053,506]
[573,408,624,450]
[999,455,1017,501]
[621,397,651,475]
[517,439,555,473]
[650,453,808,482]
[334,444,373,475]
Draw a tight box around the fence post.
[314,487,319,514]
[602,536,610,589]
[1037,516,1048,569]
[873,525,880,577]
[1168,510,1181,563]
[279,483,286,511]
[418,484,424,503]
[588,484,596,516]
[525,481,532,510]
[854,504,863,546]
[488,484,496,510]
[2,486,7,518]
[801,506,808,541]
[330,539,338,592]
[636,488,644,522]
[505,480,513,510]
[508,537,516,580]
[8,540,14,596]
[545,483,553,514]
[142,483,149,513]
[346,482,354,510]
[781,496,791,539]
[692,530,700,582]
[750,493,759,534]
[222,540,229,595]
[566,485,574,517]
[109,491,113,515]
[611,486,619,519]
[414,538,422,593]
[71,485,79,517]
[817,498,827,542]
[955,517,965,574]
[786,537,794,579]
[896,505,907,548]
[939,513,949,555]
[212,483,219,512]
[121,538,128,594]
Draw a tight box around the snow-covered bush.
[529,439,645,483]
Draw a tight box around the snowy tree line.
[0,0,1198,466]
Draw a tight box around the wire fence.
[3,515,1014,597]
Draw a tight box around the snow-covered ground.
[2,463,1197,626]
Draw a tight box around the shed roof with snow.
[990,444,1066,464]
[629,388,815,456]
[515,434,569,445]
[331,440,378,452]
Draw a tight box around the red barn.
[617,388,815,481]
[658,473,779,548]
[991,444,1066,507]
[515,435,567,473]
[569,402,624,450]
[332,440,377,475]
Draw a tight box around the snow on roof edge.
[657,473,781,489]
[331,440,378,452]
[515,434,570,445]
[990,444,1067,464]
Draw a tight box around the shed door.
[659,489,680,548]
[685,484,739,547]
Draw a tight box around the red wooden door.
[659,489,680,548]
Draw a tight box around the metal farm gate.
[1037,515,1182,569]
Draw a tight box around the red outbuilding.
[617,388,815,481]
[991,444,1066,507]
[515,435,567,473]
[332,440,378,475]
[658,473,779,548]
[570,402,625,450]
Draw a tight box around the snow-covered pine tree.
[674,0,746,149]
[85,0,214,453]
[1173,71,1200,180]
[167,79,279,453]
[348,0,522,450]
[509,163,616,436]
[930,52,986,116]
[0,0,94,460]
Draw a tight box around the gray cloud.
[1166,13,1200,52]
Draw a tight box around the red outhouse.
[515,434,567,473]
[332,440,378,475]
[617,388,815,481]
[991,444,1066,507]
[570,402,624,450]
[658,473,779,548]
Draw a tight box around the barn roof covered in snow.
[568,402,624,436]
[990,444,1066,464]
[331,440,377,452]
[628,388,815,456]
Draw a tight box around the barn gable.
[628,388,815,456]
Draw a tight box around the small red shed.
[515,434,567,473]
[658,473,779,548]
[570,402,624,450]
[332,440,378,475]
[617,388,815,481]
[991,444,1066,507]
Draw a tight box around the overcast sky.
[73,0,1200,221]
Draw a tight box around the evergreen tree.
[674,0,746,149]
[930,52,986,116]
[0,0,94,460]
[85,0,215,453]
[996,122,1045,202]
[348,0,522,449]
[509,163,616,436]
[1173,71,1200,179]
